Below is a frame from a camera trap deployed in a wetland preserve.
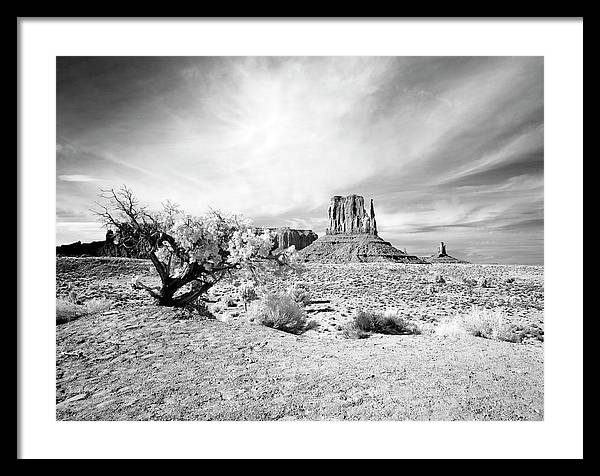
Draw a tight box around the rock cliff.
[56,230,146,258]
[421,242,470,264]
[326,194,377,235]
[300,234,425,263]
[255,227,318,251]
[272,227,318,251]
[300,194,426,263]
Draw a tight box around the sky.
[56,56,543,264]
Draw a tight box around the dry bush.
[435,317,468,338]
[414,321,437,335]
[341,321,370,339]
[353,310,376,331]
[238,282,258,311]
[56,297,112,324]
[84,298,113,315]
[248,292,309,334]
[436,307,524,343]
[174,300,216,320]
[65,282,82,304]
[220,295,237,307]
[351,309,421,336]
[56,299,82,324]
[286,282,311,307]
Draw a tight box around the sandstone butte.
[420,241,470,264]
[254,227,318,252]
[299,194,426,263]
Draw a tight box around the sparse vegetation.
[349,309,421,336]
[436,307,525,343]
[56,257,544,421]
[238,282,258,311]
[220,296,237,307]
[286,281,311,307]
[247,292,310,334]
[173,300,216,320]
[461,277,478,286]
[341,321,371,339]
[56,297,113,324]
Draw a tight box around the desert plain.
[56,256,543,421]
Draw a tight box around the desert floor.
[56,257,543,421]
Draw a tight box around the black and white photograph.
[18,18,583,459]
[54,55,546,421]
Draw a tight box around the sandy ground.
[56,257,544,420]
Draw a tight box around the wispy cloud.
[58,174,100,182]
[56,56,543,264]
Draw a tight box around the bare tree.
[93,186,294,311]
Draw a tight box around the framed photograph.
[18,18,583,459]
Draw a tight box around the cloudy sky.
[57,56,543,264]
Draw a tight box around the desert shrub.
[353,310,376,331]
[220,295,237,307]
[414,321,436,335]
[66,282,82,305]
[351,309,421,336]
[435,317,468,338]
[460,308,515,340]
[174,300,216,320]
[247,292,308,334]
[174,302,215,320]
[341,321,371,339]
[56,297,112,324]
[56,299,82,324]
[461,277,478,286]
[84,298,113,315]
[436,307,524,343]
[286,281,311,307]
[238,282,258,311]
[434,274,445,284]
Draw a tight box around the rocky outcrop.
[300,194,426,263]
[272,227,318,251]
[326,194,377,235]
[421,242,469,264]
[56,239,108,257]
[56,230,149,258]
[256,227,318,251]
[300,234,425,263]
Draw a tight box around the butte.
[299,194,426,263]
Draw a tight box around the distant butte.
[254,227,318,252]
[299,194,426,263]
[421,242,470,264]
